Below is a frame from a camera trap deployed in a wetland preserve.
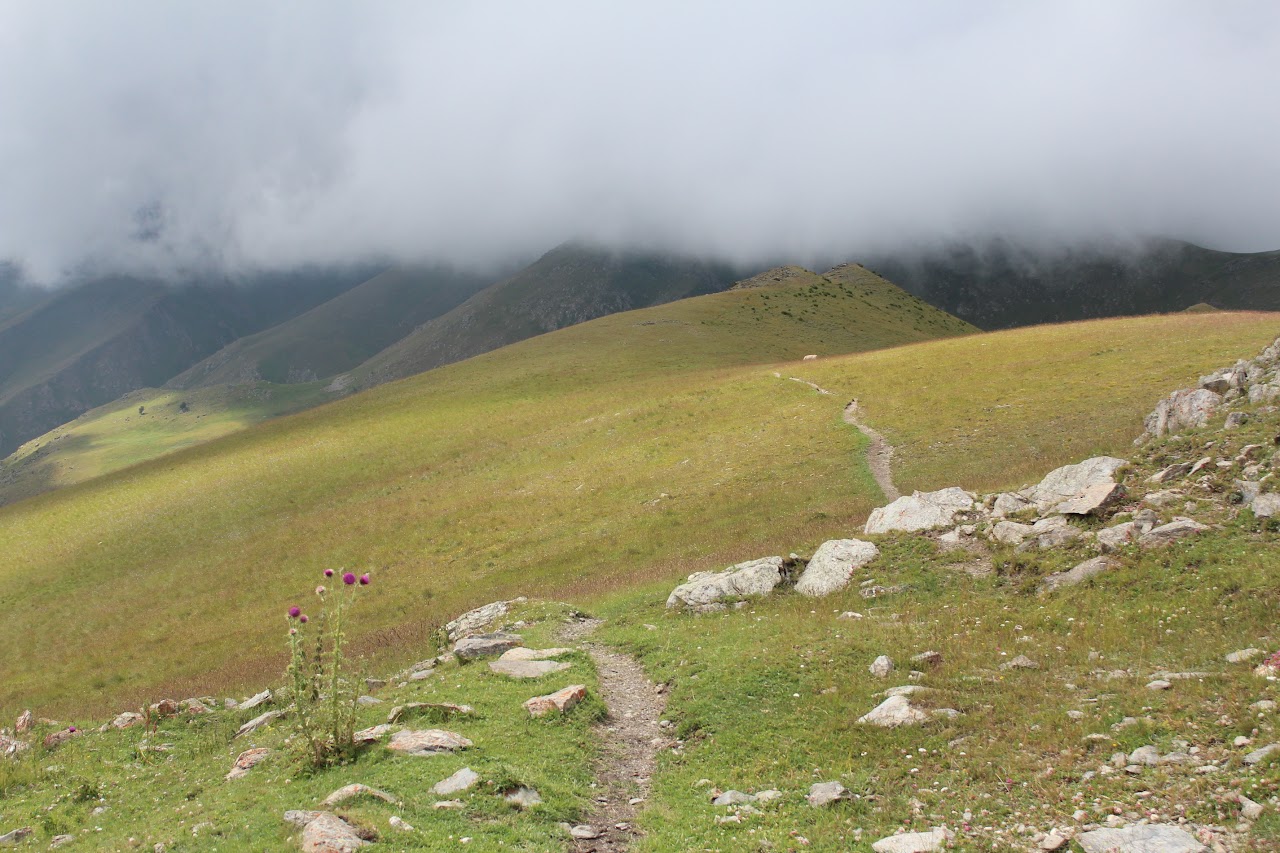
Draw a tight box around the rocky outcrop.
[453,632,524,660]
[444,597,527,642]
[666,556,784,611]
[1022,457,1127,511]
[794,539,879,596]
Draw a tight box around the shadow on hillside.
[0,433,94,509]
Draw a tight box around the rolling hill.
[168,265,491,389]
[0,267,374,457]
[865,238,1280,330]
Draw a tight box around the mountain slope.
[169,265,491,389]
[0,268,371,456]
[349,244,745,388]
[865,238,1280,330]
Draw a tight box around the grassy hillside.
[0,382,333,506]
[0,299,1275,723]
[350,243,746,389]
[867,238,1280,330]
[169,266,490,389]
[0,266,973,717]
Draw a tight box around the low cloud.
[2,1,1278,283]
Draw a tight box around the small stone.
[504,787,542,809]
[50,835,75,848]
[570,826,602,840]
[14,711,32,734]
[299,812,370,852]
[283,811,325,829]
[713,790,757,806]
[1147,679,1172,691]
[807,781,849,807]
[871,828,950,852]
[1040,832,1068,851]
[433,800,465,810]
[388,816,414,832]
[355,696,382,707]
[1129,745,1160,765]
[1239,795,1264,820]
[1001,655,1039,671]
[432,767,480,796]
[524,685,588,717]
[870,655,895,678]
[321,783,399,807]
[911,650,943,668]
[226,747,271,780]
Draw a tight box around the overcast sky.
[1,1,1278,282]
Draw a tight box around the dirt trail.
[779,373,901,503]
[557,617,666,852]
[843,399,901,502]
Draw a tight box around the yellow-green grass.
[0,302,1274,721]
[0,383,333,506]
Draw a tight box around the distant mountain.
[169,265,491,390]
[863,238,1280,330]
[350,244,746,388]
[0,264,44,328]
[0,268,372,456]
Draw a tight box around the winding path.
[557,617,666,852]
[779,373,901,503]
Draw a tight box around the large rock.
[299,813,370,853]
[386,729,472,756]
[1022,516,1081,550]
[1076,825,1205,853]
[871,829,950,853]
[1140,518,1209,547]
[499,647,572,662]
[1052,482,1126,516]
[453,632,524,660]
[795,539,880,596]
[990,492,1033,517]
[1024,457,1127,510]
[444,597,526,641]
[0,828,33,847]
[864,488,974,535]
[991,520,1034,546]
[1252,493,1280,519]
[489,659,571,679]
[1142,388,1223,439]
[524,685,588,717]
[1097,521,1138,552]
[1040,557,1112,592]
[807,781,849,807]
[665,556,784,611]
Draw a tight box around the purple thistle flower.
[289,627,298,636]
[288,606,301,618]
[315,585,326,596]
[324,568,334,578]
[68,726,76,733]
[359,573,370,585]
[342,572,357,585]
[299,614,309,623]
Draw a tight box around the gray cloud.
[1,1,1278,282]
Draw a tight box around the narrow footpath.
[557,618,666,852]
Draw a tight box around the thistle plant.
[284,569,371,768]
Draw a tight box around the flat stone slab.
[321,783,399,807]
[353,723,392,744]
[524,684,588,717]
[453,632,524,660]
[1140,518,1209,547]
[432,766,480,796]
[1076,825,1205,852]
[489,659,572,679]
[387,702,474,724]
[865,487,974,535]
[499,647,573,661]
[386,729,472,756]
[807,781,849,806]
[235,709,285,739]
[795,538,880,597]
[226,747,271,780]
[872,829,950,852]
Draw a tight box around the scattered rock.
[871,828,950,853]
[1227,648,1263,664]
[453,632,524,661]
[0,827,32,847]
[234,709,285,739]
[858,694,931,727]
[1023,515,1082,549]
[570,825,602,840]
[355,696,382,707]
[523,684,588,717]
[1129,745,1160,765]
[489,659,572,679]
[1149,462,1193,484]
[149,699,181,717]
[1001,655,1040,671]
[1040,556,1112,592]
[42,728,79,749]
[911,650,943,669]
[321,783,399,807]
[1076,825,1205,853]
[806,781,849,807]
[665,556,784,611]
[49,834,75,848]
[870,655,895,678]
[299,812,370,853]
[864,487,974,535]
[1040,832,1069,851]
[1252,493,1280,518]
[1139,518,1209,547]
[112,711,144,729]
[432,767,480,796]
[238,689,272,711]
[794,538,880,596]
[1147,679,1172,691]
[14,711,32,734]
[503,787,542,809]
[388,816,414,832]
[226,747,271,780]
[1243,743,1280,765]
[713,790,757,806]
[353,724,392,744]
[386,729,472,756]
